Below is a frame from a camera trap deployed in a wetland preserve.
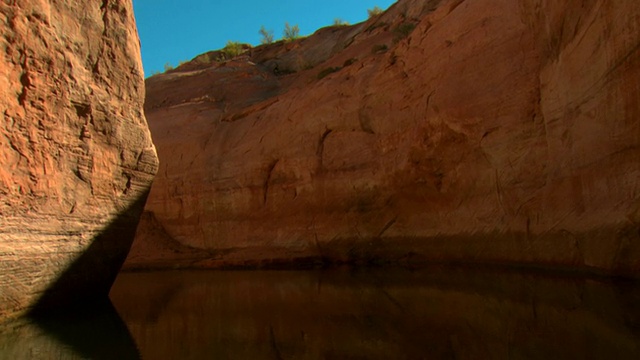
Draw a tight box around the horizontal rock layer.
[0,0,158,320]
[130,0,640,275]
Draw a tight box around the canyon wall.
[0,0,158,319]
[130,0,639,275]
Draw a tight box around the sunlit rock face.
[130,0,640,275]
[0,0,158,320]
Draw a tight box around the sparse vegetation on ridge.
[333,18,349,26]
[259,25,274,44]
[221,40,246,59]
[283,22,300,41]
[154,6,390,76]
[367,6,384,18]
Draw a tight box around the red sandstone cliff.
[0,0,158,320]
[129,0,640,275]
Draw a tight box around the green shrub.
[317,67,341,80]
[259,25,274,44]
[333,18,349,26]
[393,22,416,42]
[283,22,300,41]
[221,41,245,59]
[367,6,384,18]
[163,62,174,72]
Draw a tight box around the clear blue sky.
[132,0,396,76]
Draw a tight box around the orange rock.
[130,0,640,275]
[0,0,157,319]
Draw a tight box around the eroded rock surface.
[130,0,639,275]
[0,0,158,319]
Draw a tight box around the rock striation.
[130,0,639,275]
[0,0,158,320]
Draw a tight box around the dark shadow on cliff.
[24,191,151,359]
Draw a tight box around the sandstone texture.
[0,0,158,320]
[130,0,640,275]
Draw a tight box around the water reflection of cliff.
[110,268,640,359]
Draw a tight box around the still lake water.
[1,267,640,359]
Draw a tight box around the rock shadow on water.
[6,299,141,360]
[3,192,152,359]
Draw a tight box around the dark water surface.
[2,267,640,359]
